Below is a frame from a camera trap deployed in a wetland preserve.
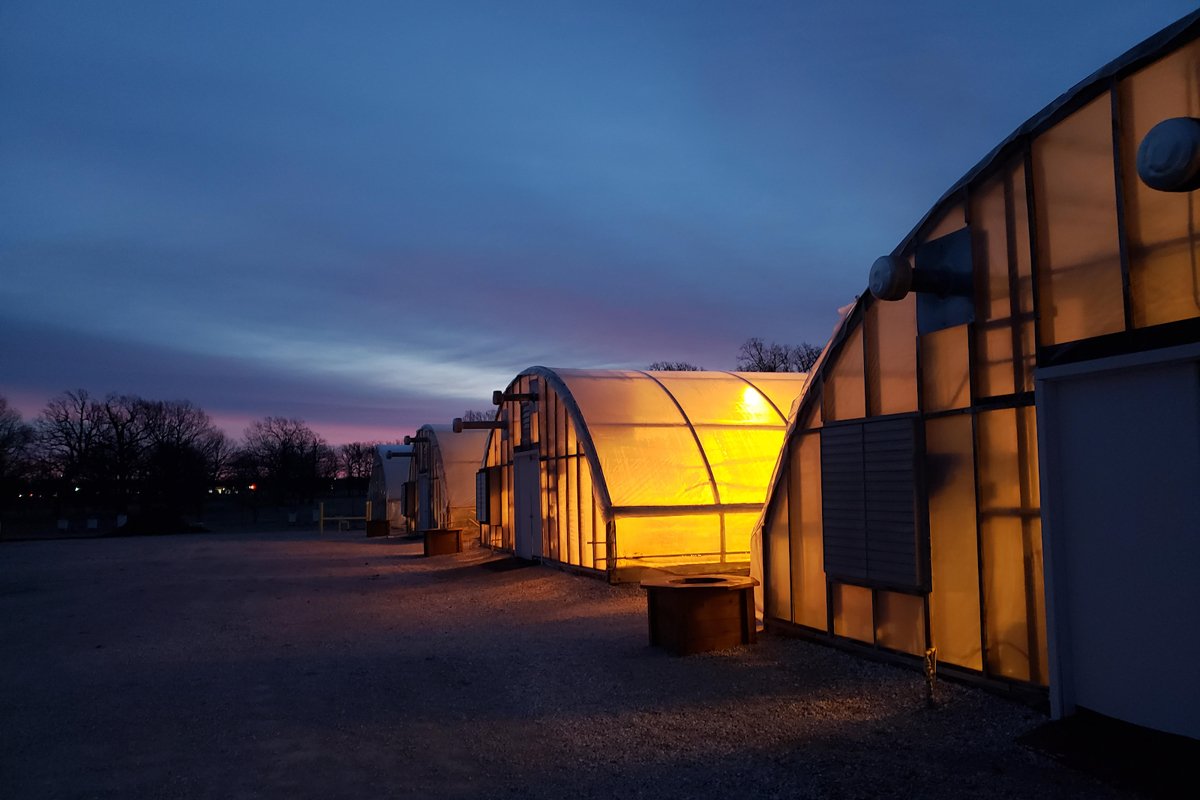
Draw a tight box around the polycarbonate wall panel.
[925,415,983,671]
[652,373,789,425]
[876,591,925,656]
[1033,94,1126,345]
[588,424,714,506]
[923,203,966,242]
[865,294,918,416]
[694,426,788,504]
[722,510,760,558]
[788,432,826,629]
[920,324,971,411]
[614,513,722,567]
[578,457,596,569]
[971,174,1017,399]
[977,407,1047,685]
[1119,39,1200,328]
[832,582,873,643]
[823,326,866,422]
[764,476,792,622]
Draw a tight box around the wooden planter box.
[422,528,464,557]
[365,520,390,538]
[641,575,758,656]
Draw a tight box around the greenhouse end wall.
[762,15,1200,703]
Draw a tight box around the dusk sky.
[3,1,1196,444]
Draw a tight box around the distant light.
[249,483,257,491]
[739,386,772,423]
[74,486,80,492]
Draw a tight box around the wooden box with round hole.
[641,574,759,656]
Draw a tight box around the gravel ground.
[0,530,1132,799]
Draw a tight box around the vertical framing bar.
[1024,146,1045,355]
[970,409,991,679]
[1109,83,1136,332]
[1015,406,1043,683]
[1004,158,1027,394]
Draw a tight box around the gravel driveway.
[0,530,1129,798]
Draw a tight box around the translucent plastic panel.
[822,325,866,422]
[920,324,970,411]
[578,457,595,570]
[722,510,761,559]
[971,173,1016,398]
[977,407,1048,685]
[735,373,808,421]
[547,455,559,563]
[864,294,918,416]
[925,415,983,671]
[593,510,609,570]
[694,426,788,504]
[876,591,926,656]
[922,203,966,242]
[561,457,575,565]
[832,583,873,643]
[764,475,792,622]
[797,392,822,431]
[788,432,827,630]
[975,323,1015,399]
[588,424,714,506]
[654,372,793,425]
[614,513,722,566]
[1119,40,1200,328]
[1033,94,1126,345]
[557,371,685,425]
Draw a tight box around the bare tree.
[140,400,224,516]
[789,342,822,372]
[0,397,35,507]
[37,389,105,490]
[737,338,791,371]
[461,409,495,422]
[647,361,703,371]
[96,394,154,510]
[737,338,822,372]
[240,417,334,504]
[338,441,378,481]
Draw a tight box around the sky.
[2,0,1196,445]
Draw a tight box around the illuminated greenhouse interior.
[480,368,807,580]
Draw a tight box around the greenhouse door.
[417,473,432,530]
[513,449,542,560]
[1037,346,1200,740]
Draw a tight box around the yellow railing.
[318,501,371,534]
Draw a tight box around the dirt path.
[0,531,1127,799]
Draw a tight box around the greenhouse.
[478,368,806,581]
[755,10,1200,740]
[366,444,412,534]
[406,424,490,538]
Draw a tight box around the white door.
[513,449,542,560]
[1038,350,1200,739]
[417,473,432,530]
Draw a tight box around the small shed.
[479,368,806,582]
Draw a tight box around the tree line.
[650,336,822,372]
[0,391,387,525]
